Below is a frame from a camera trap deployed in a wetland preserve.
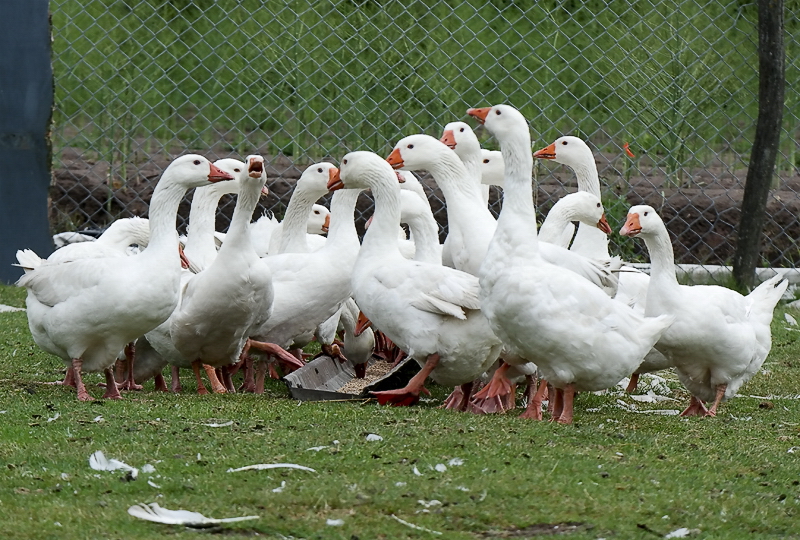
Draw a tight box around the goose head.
[166,154,234,188]
[620,205,660,238]
[467,104,529,142]
[480,149,505,187]
[210,158,251,198]
[441,122,481,160]
[533,136,593,168]
[243,154,268,193]
[386,134,451,172]
[297,162,340,200]
[329,151,401,192]
[308,204,331,234]
[557,191,612,234]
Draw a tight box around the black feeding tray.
[283,356,419,401]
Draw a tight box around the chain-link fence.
[50,0,800,273]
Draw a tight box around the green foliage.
[51,0,768,168]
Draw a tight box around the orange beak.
[597,213,612,235]
[467,107,491,124]
[620,213,642,237]
[440,130,456,149]
[327,167,343,191]
[355,311,372,337]
[533,143,557,160]
[321,214,330,234]
[208,162,235,182]
[247,156,264,178]
[260,186,270,196]
[178,244,191,270]
[386,148,404,170]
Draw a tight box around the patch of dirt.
[51,147,800,266]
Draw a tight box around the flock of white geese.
[15,104,787,424]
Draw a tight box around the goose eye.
[596,203,601,208]
[318,167,324,173]
[234,168,241,173]
[314,210,320,214]
[193,160,201,165]
[459,127,464,132]
[495,110,501,115]
[407,144,414,149]
[343,159,347,165]
[644,211,649,216]
[561,141,568,145]
[483,159,490,164]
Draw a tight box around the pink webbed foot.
[170,365,183,393]
[237,356,257,393]
[101,368,123,400]
[372,353,439,407]
[519,376,545,420]
[680,395,709,417]
[153,372,169,392]
[116,342,143,391]
[443,382,474,412]
[372,385,430,406]
[470,362,513,413]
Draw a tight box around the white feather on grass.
[127,502,258,527]
[88,451,138,478]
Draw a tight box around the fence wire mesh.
[50,0,800,273]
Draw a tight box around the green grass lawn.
[1,283,800,539]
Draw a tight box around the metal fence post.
[0,0,53,283]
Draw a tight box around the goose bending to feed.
[620,205,787,416]
[469,104,673,424]
[331,151,502,407]
[17,155,234,401]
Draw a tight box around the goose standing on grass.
[469,104,673,424]
[170,156,294,394]
[620,205,787,416]
[331,151,503,408]
[17,155,233,401]
[533,136,662,390]
[245,168,362,393]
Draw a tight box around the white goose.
[267,163,338,255]
[169,156,284,393]
[480,149,505,190]
[387,134,616,289]
[534,135,661,389]
[621,205,787,416]
[470,104,673,424]
[332,151,503,408]
[17,155,233,401]
[248,204,330,258]
[247,170,362,392]
[537,191,612,246]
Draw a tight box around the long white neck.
[279,187,325,254]
[360,184,403,260]
[324,189,359,251]
[640,222,679,290]
[217,178,260,256]
[405,210,441,265]
[538,201,580,246]
[492,127,540,259]
[454,144,482,189]
[184,184,229,265]
[428,151,486,210]
[570,158,602,198]
[144,180,192,268]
